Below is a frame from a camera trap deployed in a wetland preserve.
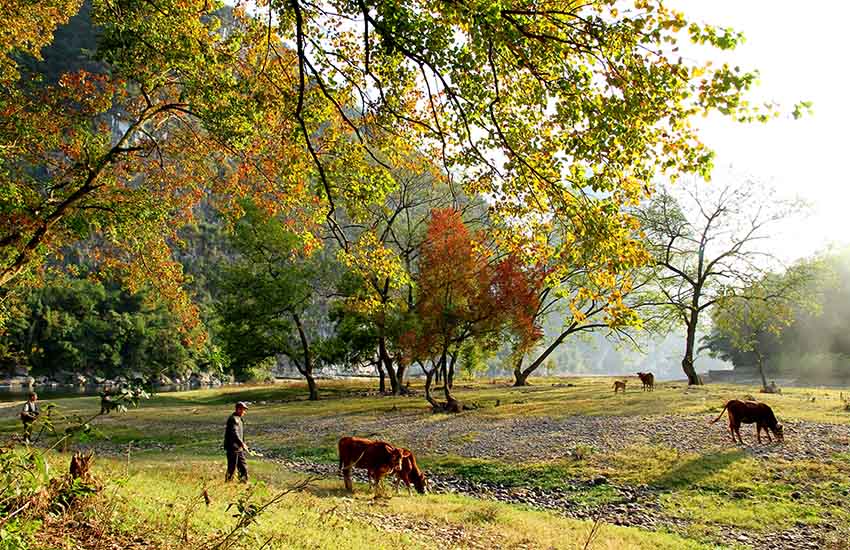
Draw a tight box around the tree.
[335,155,459,395]
[637,178,803,384]
[402,208,540,411]
[0,1,327,324]
[711,270,812,390]
[506,224,650,386]
[3,1,787,350]
[215,203,328,400]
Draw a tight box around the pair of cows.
[338,436,428,494]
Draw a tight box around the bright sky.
[671,0,850,262]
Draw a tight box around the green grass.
[37,454,713,550]
[4,376,850,548]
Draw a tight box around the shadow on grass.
[652,449,748,489]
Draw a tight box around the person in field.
[20,392,40,443]
[224,401,249,482]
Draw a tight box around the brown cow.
[613,380,627,394]
[338,436,404,492]
[394,448,428,495]
[636,372,655,392]
[710,399,784,445]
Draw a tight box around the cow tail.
[710,402,730,424]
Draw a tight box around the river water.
[0,383,207,403]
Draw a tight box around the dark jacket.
[224,413,245,451]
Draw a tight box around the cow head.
[772,423,784,443]
[412,470,429,494]
[386,445,404,471]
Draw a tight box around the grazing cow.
[338,436,404,492]
[710,399,784,445]
[613,380,627,394]
[636,372,655,392]
[394,448,428,495]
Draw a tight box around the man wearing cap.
[20,392,40,443]
[223,401,249,482]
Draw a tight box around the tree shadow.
[652,449,748,489]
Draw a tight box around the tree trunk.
[378,334,400,395]
[513,328,575,386]
[756,350,768,391]
[423,365,438,408]
[375,359,386,393]
[446,352,455,390]
[305,372,319,401]
[513,356,529,387]
[442,352,462,410]
[293,314,319,400]
[682,317,702,385]
[395,363,409,394]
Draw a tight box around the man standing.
[223,401,249,482]
[20,392,40,443]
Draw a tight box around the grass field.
[2,376,850,549]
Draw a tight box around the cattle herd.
[336,372,786,494]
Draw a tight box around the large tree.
[710,261,819,390]
[636,178,802,384]
[402,208,539,411]
[215,203,329,400]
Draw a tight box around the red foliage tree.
[404,208,543,411]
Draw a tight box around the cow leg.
[734,423,744,445]
[727,417,737,443]
[756,425,762,444]
[343,467,353,492]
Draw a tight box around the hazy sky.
[671,0,850,261]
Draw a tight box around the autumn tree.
[636,178,803,385]
[0,0,336,332]
[334,155,468,394]
[503,219,649,386]
[265,1,794,339]
[403,208,540,411]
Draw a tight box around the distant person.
[20,392,40,443]
[223,401,249,483]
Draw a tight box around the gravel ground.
[256,408,850,463]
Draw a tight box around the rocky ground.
[55,397,850,550]
[256,404,850,463]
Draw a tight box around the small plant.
[841,392,850,412]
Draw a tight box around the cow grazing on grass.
[338,436,404,493]
[613,380,627,394]
[636,372,655,392]
[710,399,784,445]
[394,448,428,495]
